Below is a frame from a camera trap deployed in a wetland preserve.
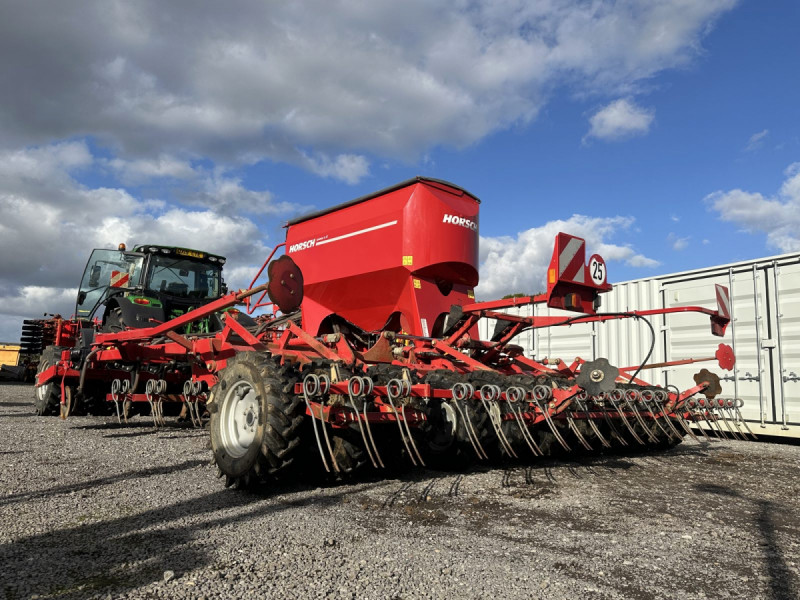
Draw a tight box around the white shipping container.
[480,252,800,437]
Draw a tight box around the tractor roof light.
[208,256,217,262]
[148,246,159,253]
[118,243,126,251]
[160,248,170,254]
[218,258,226,264]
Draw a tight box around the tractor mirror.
[220,281,228,295]
[77,291,87,305]
[88,265,101,287]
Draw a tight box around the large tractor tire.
[33,346,64,416]
[209,352,304,488]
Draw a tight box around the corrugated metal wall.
[479,252,800,435]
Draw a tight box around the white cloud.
[0,1,735,170]
[745,129,769,152]
[477,214,658,299]
[584,98,655,142]
[668,232,690,251]
[0,142,281,340]
[707,162,800,252]
[301,153,371,185]
[107,154,197,184]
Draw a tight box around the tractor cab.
[76,245,230,332]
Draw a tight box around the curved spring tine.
[566,412,593,451]
[386,380,418,467]
[648,403,678,442]
[656,402,685,442]
[626,392,659,444]
[704,406,728,440]
[607,395,645,445]
[400,404,426,467]
[723,402,748,440]
[479,386,516,458]
[509,402,542,457]
[580,402,611,448]
[733,400,758,440]
[347,378,379,469]
[301,376,333,473]
[641,391,677,442]
[598,403,628,446]
[717,401,743,440]
[451,399,488,460]
[361,402,386,468]
[674,409,702,443]
[534,398,571,452]
[396,371,426,466]
[508,388,542,457]
[450,383,488,459]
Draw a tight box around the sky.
[1,0,799,342]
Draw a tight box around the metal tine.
[626,390,659,444]
[566,412,593,451]
[532,385,571,452]
[399,370,426,466]
[598,399,628,446]
[301,373,334,473]
[347,377,380,469]
[607,390,646,445]
[146,379,158,428]
[506,387,542,457]
[360,377,387,467]
[641,390,677,442]
[577,397,611,449]
[386,378,418,467]
[722,399,748,440]
[479,385,517,459]
[701,400,729,440]
[400,404,426,466]
[733,399,758,440]
[715,398,743,441]
[652,390,685,442]
[685,399,713,442]
[452,383,489,460]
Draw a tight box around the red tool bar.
[461,293,548,313]
[95,284,269,344]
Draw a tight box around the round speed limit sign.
[588,254,606,286]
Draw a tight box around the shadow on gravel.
[695,482,797,600]
[0,459,207,508]
[0,482,385,600]
[0,401,33,407]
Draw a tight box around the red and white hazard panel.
[715,284,731,319]
[110,270,130,288]
[557,235,586,284]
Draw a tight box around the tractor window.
[145,256,221,299]
[76,250,144,318]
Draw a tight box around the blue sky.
[0,0,798,340]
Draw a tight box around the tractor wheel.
[102,307,125,333]
[418,370,474,471]
[298,359,367,479]
[209,352,304,488]
[33,346,64,416]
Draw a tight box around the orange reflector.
[548,268,556,284]
[565,293,580,310]
[133,298,151,305]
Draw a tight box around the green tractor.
[76,244,248,333]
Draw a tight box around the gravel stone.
[1,382,799,599]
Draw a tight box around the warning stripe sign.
[715,284,731,319]
[110,270,130,288]
[558,236,585,284]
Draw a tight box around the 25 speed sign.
[588,254,606,286]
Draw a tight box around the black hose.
[563,312,656,382]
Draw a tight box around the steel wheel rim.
[219,379,260,458]
[35,360,50,402]
[428,401,458,452]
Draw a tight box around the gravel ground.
[1,383,798,600]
